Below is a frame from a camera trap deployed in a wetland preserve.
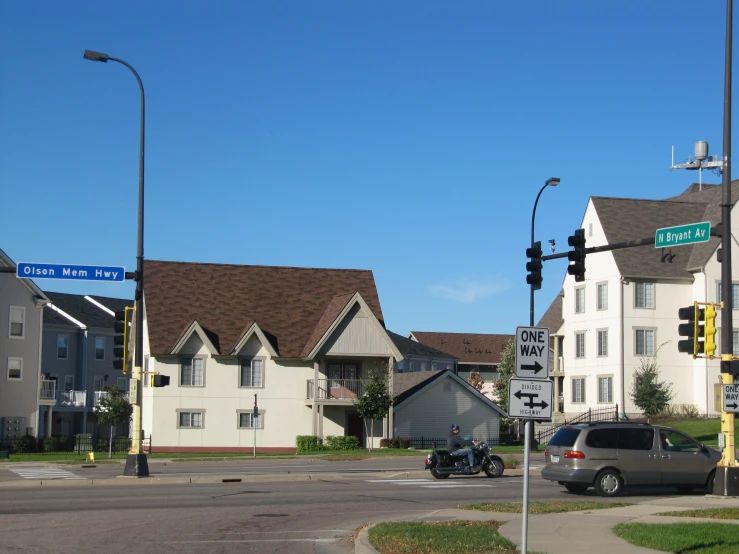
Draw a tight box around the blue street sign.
[16,263,126,282]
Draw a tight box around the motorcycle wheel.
[430,469,450,480]
[484,459,504,478]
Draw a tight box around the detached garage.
[392,370,507,447]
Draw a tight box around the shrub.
[113,437,131,452]
[379,438,411,449]
[503,456,519,469]
[678,404,701,418]
[324,435,359,451]
[41,436,61,452]
[12,435,37,454]
[95,438,109,452]
[658,404,679,418]
[296,435,324,453]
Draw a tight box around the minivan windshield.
[549,427,581,447]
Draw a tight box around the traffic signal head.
[526,241,543,290]
[704,304,717,357]
[677,304,705,355]
[567,229,586,282]
[152,375,170,387]
[113,308,132,373]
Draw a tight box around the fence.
[536,404,620,445]
[407,437,506,450]
[0,434,152,455]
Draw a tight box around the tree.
[354,369,393,452]
[492,338,515,414]
[466,371,484,391]
[630,344,674,422]
[94,385,133,458]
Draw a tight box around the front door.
[659,429,709,485]
[347,413,365,448]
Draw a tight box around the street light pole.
[84,49,149,477]
[522,177,559,554]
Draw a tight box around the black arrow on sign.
[727,402,738,409]
[519,361,543,374]
[525,400,549,410]
[514,390,536,402]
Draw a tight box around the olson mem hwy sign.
[16,263,125,282]
[655,221,711,248]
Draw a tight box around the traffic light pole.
[716,0,739,496]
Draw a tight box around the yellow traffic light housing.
[705,303,718,358]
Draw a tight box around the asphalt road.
[0,468,698,554]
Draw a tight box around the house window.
[238,412,264,429]
[9,306,25,338]
[597,329,608,357]
[598,376,613,403]
[7,358,22,380]
[717,283,739,309]
[575,287,585,314]
[572,377,586,403]
[240,358,264,387]
[409,362,416,372]
[94,336,106,360]
[57,334,69,359]
[635,329,655,356]
[180,357,204,387]
[64,375,74,391]
[178,412,203,428]
[597,283,608,310]
[634,282,655,309]
[94,376,104,391]
[395,360,405,373]
[575,332,585,358]
[117,377,127,391]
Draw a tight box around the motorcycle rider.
[447,424,479,472]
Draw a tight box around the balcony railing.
[306,378,365,400]
[39,380,57,401]
[93,390,131,406]
[60,390,87,408]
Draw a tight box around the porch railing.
[93,390,131,406]
[60,390,87,408]
[39,380,56,401]
[306,378,365,400]
[536,404,619,445]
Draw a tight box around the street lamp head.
[546,177,561,187]
[83,50,109,63]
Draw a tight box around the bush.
[296,435,324,453]
[40,436,61,452]
[324,435,359,451]
[678,404,701,418]
[12,435,37,454]
[113,437,131,452]
[503,456,519,469]
[95,438,109,452]
[379,438,411,449]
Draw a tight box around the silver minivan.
[541,422,721,497]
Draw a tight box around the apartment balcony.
[306,378,365,405]
[93,390,131,406]
[39,381,57,405]
[59,390,87,408]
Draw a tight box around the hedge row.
[295,435,359,453]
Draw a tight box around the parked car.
[541,422,721,497]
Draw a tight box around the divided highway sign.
[515,326,550,379]
[508,378,553,419]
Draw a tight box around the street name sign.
[16,262,125,282]
[508,378,553,419]
[723,384,739,413]
[655,221,711,248]
[515,326,550,379]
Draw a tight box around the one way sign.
[723,384,739,413]
[515,326,550,379]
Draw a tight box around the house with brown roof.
[540,182,739,419]
[140,260,404,453]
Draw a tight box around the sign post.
[254,394,258,458]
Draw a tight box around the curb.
[355,524,379,554]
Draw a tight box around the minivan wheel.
[594,469,623,497]
[706,470,716,494]
[564,483,589,494]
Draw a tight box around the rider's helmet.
[450,424,460,432]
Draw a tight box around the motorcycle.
[424,440,505,479]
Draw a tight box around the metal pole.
[719,0,738,492]
[529,183,549,325]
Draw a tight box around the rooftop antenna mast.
[670,141,723,190]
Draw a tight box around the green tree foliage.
[466,371,484,391]
[94,385,133,458]
[355,369,393,452]
[630,348,674,421]
[492,338,515,416]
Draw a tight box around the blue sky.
[0,1,734,336]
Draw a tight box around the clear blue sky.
[0,1,733,336]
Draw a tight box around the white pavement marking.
[9,467,86,480]
[365,478,493,488]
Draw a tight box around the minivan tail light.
[563,450,586,459]
[544,448,549,457]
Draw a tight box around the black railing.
[408,437,505,450]
[0,434,152,455]
[536,404,619,445]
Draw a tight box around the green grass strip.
[658,508,739,520]
[465,501,632,514]
[613,522,739,553]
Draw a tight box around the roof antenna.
[669,141,723,191]
[548,239,556,253]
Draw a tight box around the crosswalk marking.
[9,467,86,480]
[366,478,493,488]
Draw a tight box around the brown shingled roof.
[144,260,384,357]
[409,332,513,364]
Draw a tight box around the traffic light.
[526,241,543,290]
[113,308,132,373]
[152,375,170,387]
[678,304,704,356]
[705,303,717,357]
[567,229,586,282]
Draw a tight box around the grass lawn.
[368,521,542,554]
[465,501,631,514]
[652,418,738,445]
[613,522,739,553]
[658,508,739,520]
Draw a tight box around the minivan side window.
[549,428,581,447]
[660,430,700,453]
[585,428,618,449]
[617,428,654,450]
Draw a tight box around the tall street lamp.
[84,49,148,477]
[530,177,560,326]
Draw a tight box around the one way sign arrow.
[519,361,543,374]
[728,402,738,410]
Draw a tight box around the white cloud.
[428,277,510,304]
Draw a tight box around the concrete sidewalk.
[355,495,739,554]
